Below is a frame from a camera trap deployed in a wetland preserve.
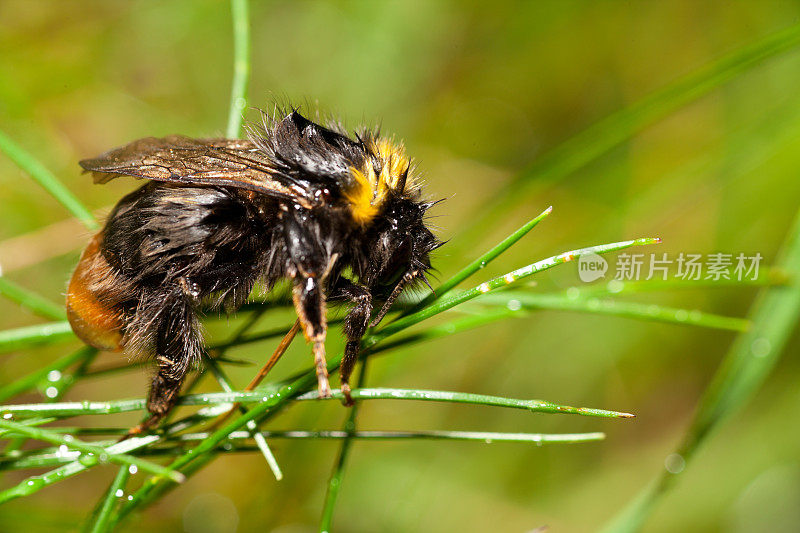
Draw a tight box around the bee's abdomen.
[66,233,126,352]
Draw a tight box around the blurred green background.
[2,1,800,531]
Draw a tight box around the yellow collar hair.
[345,137,414,225]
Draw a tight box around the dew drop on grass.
[751,337,771,358]
[25,478,45,493]
[566,287,580,300]
[607,279,624,293]
[665,453,685,474]
[506,299,522,311]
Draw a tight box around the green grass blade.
[320,359,369,533]
[0,128,98,230]
[0,416,58,438]
[0,430,607,471]
[602,208,800,533]
[457,23,800,248]
[179,429,607,445]
[558,274,783,298]
[473,292,750,332]
[114,375,630,520]
[112,370,620,517]
[115,372,317,521]
[113,452,217,524]
[86,465,130,533]
[0,398,146,418]
[47,349,98,402]
[299,388,635,418]
[0,387,633,419]
[0,420,184,496]
[376,237,661,341]
[0,321,74,355]
[0,433,162,504]
[0,346,90,403]
[411,205,552,311]
[226,0,250,138]
[205,356,283,480]
[0,276,66,321]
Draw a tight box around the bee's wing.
[79,135,312,205]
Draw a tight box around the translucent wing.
[79,135,313,206]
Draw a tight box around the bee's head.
[250,110,421,223]
[250,109,441,288]
[360,195,441,293]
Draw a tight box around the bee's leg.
[292,274,332,398]
[368,270,421,328]
[135,359,186,432]
[338,281,372,406]
[124,292,200,438]
[283,214,338,399]
[123,363,189,439]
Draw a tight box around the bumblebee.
[67,109,441,432]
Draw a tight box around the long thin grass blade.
[455,23,800,249]
[602,207,800,533]
[376,237,660,341]
[85,465,130,533]
[474,292,750,332]
[412,206,553,311]
[205,356,283,480]
[319,358,369,532]
[0,346,90,403]
[0,276,66,321]
[0,419,183,505]
[0,321,74,355]
[226,0,250,138]
[0,129,98,230]
[0,387,633,419]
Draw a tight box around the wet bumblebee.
[67,109,441,432]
